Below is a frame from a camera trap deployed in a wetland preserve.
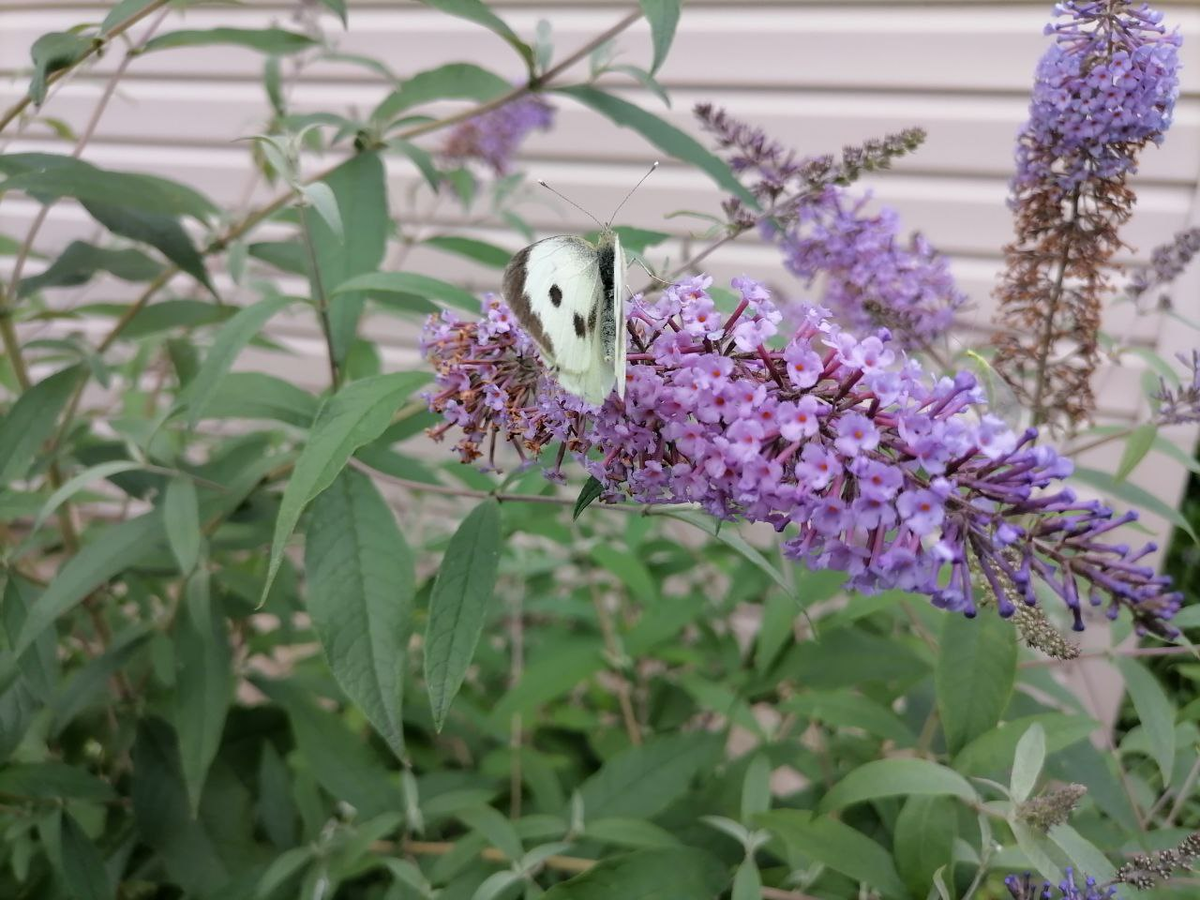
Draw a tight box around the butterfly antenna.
[608,161,659,225]
[537,179,605,230]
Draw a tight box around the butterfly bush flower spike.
[694,104,963,347]
[440,94,555,175]
[993,1,1181,428]
[423,275,1181,637]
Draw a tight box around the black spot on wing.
[549,284,563,307]
[502,244,551,351]
[573,313,587,337]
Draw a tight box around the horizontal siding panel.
[2,80,1197,184]
[3,6,1199,93]
[3,138,1192,262]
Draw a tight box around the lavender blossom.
[422,276,1182,636]
[1005,870,1117,900]
[993,2,1182,429]
[440,94,554,175]
[694,104,961,348]
[1153,350,1200,424]
[779,188,966,344]
[1129,226,1200,308]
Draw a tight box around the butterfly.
[502,230,626,405]
[500,164,657,405]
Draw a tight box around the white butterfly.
[502,230,626,405]
[500,164,657,406]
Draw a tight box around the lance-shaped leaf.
[175,293,297,427]
[0,365,83,487]
[555,86,757,208]
[140,28,318,55]
[305,153,389,363]
[424,498,501,730]
[335,271,480,314]
[173,574,232,816]
[414,0,534,71]
[260,371,430,604]
[936,610,1016,754]
[28,33,92,105]
[373,62,511,124]
[542,848,726,899]
[638,0,681,74]
[306,469,414,758]
[18,240,162,297]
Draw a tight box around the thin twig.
[587,577,643,745]
[1165,753,1200,826]
[0,0,172,135]
[6,7,172,299]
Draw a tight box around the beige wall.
[2,0,1199,543]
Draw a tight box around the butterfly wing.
[502,235,615,404]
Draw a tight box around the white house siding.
[1,0,1198,543]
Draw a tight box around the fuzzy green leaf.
[424,498,502,730]
[260,371,431,604]
[306,469,413,758]
[936,610,1016,754]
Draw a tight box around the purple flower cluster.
[440,95,554,175]
[1014,1,1181,194]
[777,187,965,344]
[1005,870,1117,900]
[422,277,1182,635]
[1154,350,1200,425]
[1129,226,1200,308]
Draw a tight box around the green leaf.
[1116,422,1157,481]
[51,627,152,734]
[0,153,216,219]
[318,0,348,27]
[374,63,511,123]
[254,678,405,818]
[140,28,318,55]
[554,86,757,209]
[176,293,296,427]
[414,0,534,71]
[637,0,681,74]
[336,271,480,314]
[572,476,605,520]
[248,240,307,274]
[1010,722,1046,803]
[424,498,502,730]
[16,510,164,655]
[302,182,343,240]
[305,153,389,363]
[784,690,917,746]
[260,371,431,604]
[1011,820,1062,883]
[163,477,201,575]
[202,372,318,427]
[894,797,957,900]
[82,199,213,293]
[58,811,114,900]
[819,759,976,812]
[0,762,115,802]
[936,610,1015,754]
[0,365,83,487]
[18,240,161,297]
[582,818,681,850]
[28,33,91,105]
[1116,658,1175,784]
[174,575,232,816]
[131,719,229,895]
[590,545,656,604]
[657,508,789,596]
[731,859,761,900]
[757,810,907,899]
[457,805,523,861]
[424,234,512,269]
[1073,466,1197,542]
[741,754,771,820]
[389,139,441,192]
[1046,823,1116,884]
[578,732,722,820]
[541,848,726,899]
[102,0,159,34]
[956,713,1097,777]
[306,469,413,758]
[487,637,605,725]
